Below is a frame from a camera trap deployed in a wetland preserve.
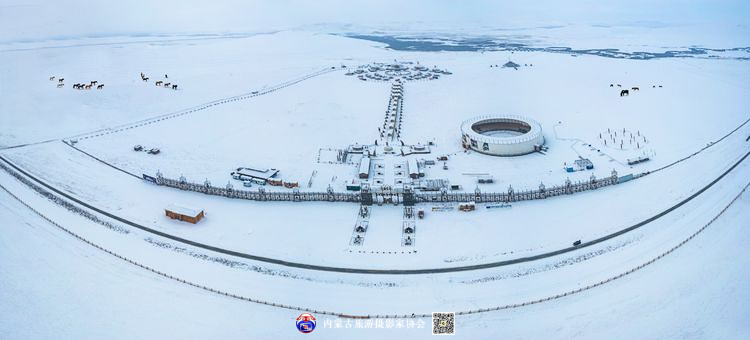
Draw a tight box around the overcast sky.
[0,1,748,45]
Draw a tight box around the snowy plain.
[1,167,749,339]
[2,1,750,339]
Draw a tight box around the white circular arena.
[461,114,545,156]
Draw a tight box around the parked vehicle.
[458,202,476,212]
[283,181,299,188]
[267,179,283,186]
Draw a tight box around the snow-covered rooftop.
[165,204,203,217]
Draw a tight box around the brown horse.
[620,89,629,96]
[97,84,104,90]
[172,84,178,90]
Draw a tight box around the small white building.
[359,157,371,179]
[234,166,279,181]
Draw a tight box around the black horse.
[620,89,629,96]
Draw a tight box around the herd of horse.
[142,72,178,90]
[73,81,104,90]
[50,76,103,90]
[49,73,179,91]
[610,83,662,97]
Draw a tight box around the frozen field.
[2,157,749,339]
[2,31,749,269]
[2,3,750,337]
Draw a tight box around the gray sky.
[0,1,748,45]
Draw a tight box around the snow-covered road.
[2,145,749,274]
[2,163,749,338]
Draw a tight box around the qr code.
[432,312,455,335]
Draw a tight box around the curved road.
[1,148,749,274]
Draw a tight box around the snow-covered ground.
[1,163,749,339]
[2,2,750,338]
[2,31,748,270]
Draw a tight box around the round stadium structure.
[461,114,545,156]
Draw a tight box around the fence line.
[0,160,129,234]
[415,174,619,203]
[68,67,340,142]
[650,117,750,174]
[156,174,360,202]
[2,167,746,319]
[154,170,623,205]
[3,146,749,275]
[0,183,349,317]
